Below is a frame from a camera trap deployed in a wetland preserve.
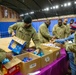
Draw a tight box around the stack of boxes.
[2,37,60,75]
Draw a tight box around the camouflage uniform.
[65,24,71,37]
[38,23,52,43]
[53,24,67,39]
[0,49,6,70]
[8,22,40,49]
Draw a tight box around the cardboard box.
[29,39,35,47]
[2,57,21,75]
[8,36,26,54]
[54,43,65,48]
[40,43,60,61]
[49,48,60,61]
[16,52,41,75]
[0,70,4,75]
[39,49,53,68]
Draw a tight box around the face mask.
[64,23,67,25]
[24,25,31,28]
[58,22,62,26]
[45,22,50,27]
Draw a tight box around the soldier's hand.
[50,36,56,43]
[52,36,56,39]
[6,52,13,60]
[12,31,15,37]
[34,48,41,54]
[50,39,56,44]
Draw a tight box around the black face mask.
[47,24,50,28]
[24,25,31,28]
[58,22,62,26]
[64,23,67,25]
[45,23,50,28]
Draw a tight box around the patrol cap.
[70,19,74,24]
[70,19,74,22]
[70,22,76,30]
[24,15,32,24]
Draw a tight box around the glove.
[55,39,66,44]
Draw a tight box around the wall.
[0,5,76,38]
[32,17,76,35]
[0,5,20,38]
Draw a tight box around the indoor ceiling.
[0,0,76,19]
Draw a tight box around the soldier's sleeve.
[67,25,71,37]
[0,49,6,62]
[64,27,68,38]
[8,22,18,34]
[52,25,59,38]
[65,42,75,52]
[65,42,71,51]
[32,29,40,48]
[40,25,52,40]
[64,26,68,38]
[68,44,76,53]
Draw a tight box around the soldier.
[52,19,67,39]
[63,18,71,37]
[8,15,40,53]
[38,19,53,43]
[0,48,12,70]
[70,19,75,34]
[55,22,76,75]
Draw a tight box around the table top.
[0,37,35,52]
[0,37,64,53]
[0,37,12,52]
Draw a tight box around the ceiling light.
[64,3,67,7]
[44,7,49,11]
[20,14,24,16]
[74,1,76,4]
[61,5,63,7]
[46,8,49,11]
[25,13,28,15]
[30,11,34,14]
[55,5,59,9]
[53,6,56,9]
[68,2,71,6]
